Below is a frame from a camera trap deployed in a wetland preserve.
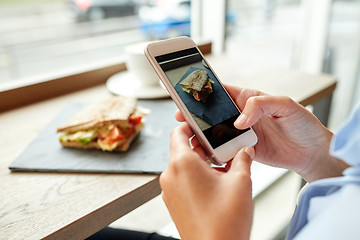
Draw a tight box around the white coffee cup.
[125,42,159,87]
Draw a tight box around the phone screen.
[155,47,250,148]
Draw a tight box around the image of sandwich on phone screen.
[145,37,257,164]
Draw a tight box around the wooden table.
[0,55,336,240]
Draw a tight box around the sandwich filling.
[180,69,214,102]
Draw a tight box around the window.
[226,0,301,68]
[0,0,192,87]
[3,0,359,131]
[225,0,360,130]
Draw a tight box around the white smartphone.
[145,36,257,164]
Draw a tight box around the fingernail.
[244,147,255,159]
[235,114,247,127]
[213,167,228,173]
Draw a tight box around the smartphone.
[145,36,257,164]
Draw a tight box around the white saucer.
[106,72,169,99]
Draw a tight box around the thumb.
[228,147,255,174]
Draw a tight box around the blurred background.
[1,0,359,238]
[1,0,359,131]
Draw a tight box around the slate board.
[9,99,178,174]
[174,67,238,126]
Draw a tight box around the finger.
[192,145,208,161]
[190,135,200,148]
[170,124,194,153]
[161,191,169,208]
[234,95,299,129]
[224,84,264,111]
[225,160,232,172]
[224,83,242,100]
[161,190,166,202]
[228,147,255,174]
[188,136,209,161]
[174,112,206,159]
[170,124,210,170]
[175,110,186,122]
[213,167,228,172]
[213,161,232,172]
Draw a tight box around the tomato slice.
[110,126,123,140]
[129,115,142,126]
[100,126,125,145]
[193,91,201,101]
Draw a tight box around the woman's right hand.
[175,85,349,182]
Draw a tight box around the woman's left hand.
[160,124,255,240]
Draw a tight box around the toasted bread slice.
[180,69,209,92]
[57,96,137,134]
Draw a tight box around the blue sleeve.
[286,101,360,239]
[330,101,360,167]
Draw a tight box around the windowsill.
[0,61,126,113]
[0,56,127,92]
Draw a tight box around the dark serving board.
[9,99,179,174]
[174,67,238,126]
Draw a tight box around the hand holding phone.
[160,123,254,240]
[145,37,257,164]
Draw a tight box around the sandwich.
[180,69,214,102]
[57,96,148,152]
